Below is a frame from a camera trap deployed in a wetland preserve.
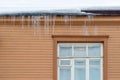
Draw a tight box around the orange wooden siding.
[0,16,120,80]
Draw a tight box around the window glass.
[88,44,101,57]
[60,60,71,65]
[60,67,71,80]
[74,46,86,57]
[75,60,86,80]
[75,60,86,66]
[58,43,103,80]
[89,60,101,80]
[90,59,101,65]
[59,47,72,57]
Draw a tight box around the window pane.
[75,60,86,66]
[89,60,101,80]
[75,60,86,80]
[90,60,100,65]
[88,44,101,57]
[60,60,70,65]
[59,47,72,57]
[59,67,71,80]
[74,46,86,57]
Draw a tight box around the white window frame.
[57,43,103,80]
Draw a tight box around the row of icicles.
[0,15,98,35]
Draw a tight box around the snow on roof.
[0,7,120,16]
[0,8,95,16]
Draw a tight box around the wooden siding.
[0,16,120,80]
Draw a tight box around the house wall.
[0,16,120,80]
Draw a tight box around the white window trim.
[57,43,103,80]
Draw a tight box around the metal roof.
[81,7,120,16]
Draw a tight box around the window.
[58,43,103,80]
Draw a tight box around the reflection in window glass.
[60,60,70,65]
[58,43,103,80]
[75,60,86,66]
[60,67,71,80]
[74,46,86,57]
[59,47,72,57]
[89,60,101,80]
[88,44,101,57]
[75,60,86,80]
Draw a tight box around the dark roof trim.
[81,10,120,16]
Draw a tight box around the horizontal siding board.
[0,65,52,68]
[0,16,120,80]
[0,78,53,80]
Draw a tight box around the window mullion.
[58,65,59,80]
[71,45,74,80]
[58,44,60,57]
[71,59,74,80]
[101,44,103,57]
[57,44,59,80]
[86,44,89,80]
[72,44,74,57]
[101,59,103,80]
[86,59,89,80]
[86,44,88,57]
[58,43,103,80]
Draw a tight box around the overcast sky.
[0,0,120,13]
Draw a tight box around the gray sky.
[0,0,120,13]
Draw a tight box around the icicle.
[2,16,8,25]
[64,15,69,26]
[36,16,41,35]
[83,18,88,35]
[32,16,36,35]
[13,16,16,25]
[32,16,35,33]
[44,16,47,34]
[87,15,95,24]
[32,16,41,36]
[52,15,56,33]
[33,16,37,26]
[64,15,70,32]
[27,16,30,28]
[91,15,94,21]
[1,16,3,24]
[87,15,91,22]
[69,16,72,31]
[39,16,41,34]
[47,16,50,34]
[49,15,55,34]
[21,16,24,29]
[10,16,13,24]
[33,16,37,35]
[85,20,88,35]
[90,16,97,35]
[31,16,34,26]
[49,16,52,28]
[3,16,5,24]
[44,16,50,34]
[94,26,98,35]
